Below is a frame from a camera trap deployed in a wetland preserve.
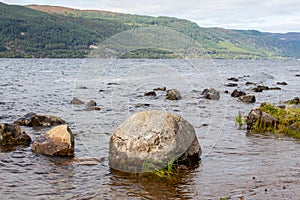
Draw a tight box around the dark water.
[0,58,299,199]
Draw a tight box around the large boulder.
[166,89,182,100]
[14,113,66,127]
[0,123,31,146]
[31,125,74,156]
[201,88,220,100]
[109,110,201,173]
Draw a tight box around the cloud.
[2,0,300,32]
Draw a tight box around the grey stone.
[231,89,246,97]
[144,91,157,97]
[277,82,287,85]
[109,110,201,173]
[238,94,256,103]
[201,88,220,100]
[166,89,182,100]
[251,85,269,92]
[87,100,97,107]
[153,86,166,91]
[71,97,85,105]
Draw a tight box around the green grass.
[141,157,180,180]
[235,111,243,128]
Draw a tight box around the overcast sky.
[2,0,300,33]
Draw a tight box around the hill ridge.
[0,3,299,59]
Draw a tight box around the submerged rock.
[166,89,182,100]
[14,113,65,127]
[231,89,246,97]
[0,123,31,146]
[238,94,256,103]
[201,88,220,100]
[109,110,201,173]
[32,125,74,156]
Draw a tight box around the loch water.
[0,58,299,199]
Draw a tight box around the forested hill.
[0,2,299,59]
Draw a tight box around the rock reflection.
[108,169,195,199]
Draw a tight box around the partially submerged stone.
[86,100,97,107]
[144,91,157,97]
[231,89,246,97]
[32,125,74,156]
[0,123,31,146]
[238,94,256,103]
[71,97,85,105]
[153,86,166,91]
[251,85,269,92]
[166,89,182,100]
[109,110,201,173]
[14,113,65,127]
[201,88,220,100]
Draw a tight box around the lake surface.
[0,58,299,199]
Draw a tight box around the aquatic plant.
[218,197,229,200]
[235,111,243,128]
[141,157,180,180]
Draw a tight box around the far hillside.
[0,2,299,59]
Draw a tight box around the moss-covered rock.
[246,103,300,138]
